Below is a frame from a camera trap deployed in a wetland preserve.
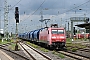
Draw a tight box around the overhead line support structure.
[4,0,9,40]
[70,17,89,39]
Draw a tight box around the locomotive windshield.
[52,30,64,34]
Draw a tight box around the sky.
[0,0,90,34]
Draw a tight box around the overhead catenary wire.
[21,0,90,23]
[63,0,90,21]
[18,0,90,32]
[9,0,22,10]
[62,0,90,14]
[20,0,46,22]
[0,0,22,17]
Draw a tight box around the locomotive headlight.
[52,36,56,39]
[60,36,65,38]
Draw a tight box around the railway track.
[79,48,90,52]
[20,40,90,60]
[0,42,13,47]
[0,42,30,60]
[56,50,90,60]
[19,42,52,60]
[66,45,90,53]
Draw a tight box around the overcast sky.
[0,0,90,33]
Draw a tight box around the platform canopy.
[75,23,90,29]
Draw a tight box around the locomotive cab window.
[51,30,57,34]
[58,30,64,34]
[52,30,64,34]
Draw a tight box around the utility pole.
[60,18,62,27]
[65,23,66,32]
[39,9,44,28]
[0,10,1,39]
[41,9,43,21]
[68,22,69,38]
[39,8,48,28]
[4,0,9,40]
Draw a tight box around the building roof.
[75,23,90,29]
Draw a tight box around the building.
[0,29,4,34]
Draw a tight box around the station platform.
[0,50,14,60]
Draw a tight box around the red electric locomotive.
[39,24,66,49]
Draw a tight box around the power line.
[21,0,46,22]
[63,0,90,14]
[0,0,22,17]
[9,0,22,10]
[63,0,90,21]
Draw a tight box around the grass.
[71,48,78,52]
[52,51,65,59]
[66,43,86,52]
[40,48,49,52]
[27,42,49,52]
[9,43,16,50]
[27,42,39,48]
[66,38,72,44]
[0,39,20,51]
[66,43,86,49]
[66,38,86,47]
[27,42,65,59]
[0,40,10,44]
[67,47,71,51]
[58,54,65,58]
[9,43,20,51]
[66,38,87,52]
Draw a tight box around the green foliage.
[52,51,57,54]
[9,43,20,50]
[52,51,65,59]
[67,47,71,51]
[58,53,65,58]
[71,48,78,52]
[66,38,72,43]
[0,40,10,44]
[40,48,49,52]
[66,42,86,52]
[27,42,49,52]
[9,44,16,50]
[27,42,39,48]
[66,42,86,49]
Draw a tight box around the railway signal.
[15,7,19,23]
[73,27,77,35]
[15,7,19,51]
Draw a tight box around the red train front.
[39,24,66,49]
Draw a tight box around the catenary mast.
[4,0,9,40]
